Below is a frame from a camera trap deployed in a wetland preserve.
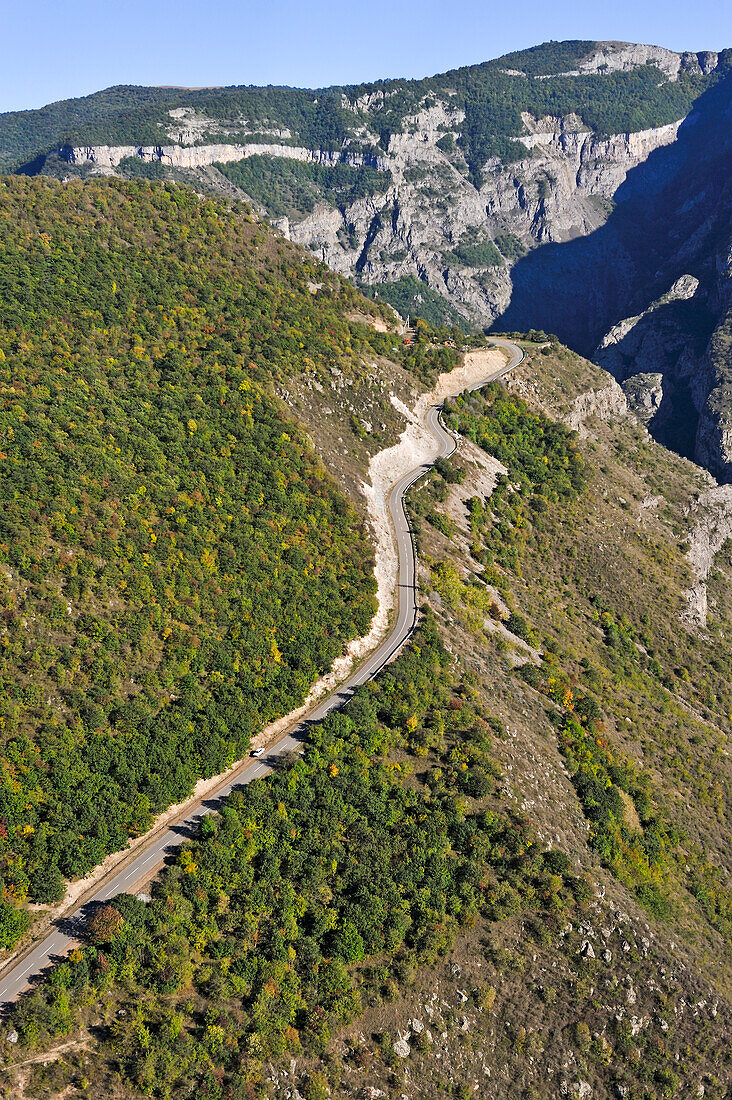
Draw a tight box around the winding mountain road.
[0,338,523,1012]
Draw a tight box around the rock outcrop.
[596,275,701,383]
[564,379,630,436]
[683,484,732,628]
[621,373,664,426]
[61,142,389,173]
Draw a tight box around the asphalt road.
[0,337,523,1012]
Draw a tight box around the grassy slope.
[415,340,731,966]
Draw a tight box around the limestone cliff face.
[50,49,728,345]
[281,114,685,328]
[62,142,389,173]
[533,42,718,80]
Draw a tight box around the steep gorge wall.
[495,72,732,481]
[282,114,685,327]
[594,171,732,480]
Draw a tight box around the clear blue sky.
[1,0,730,113]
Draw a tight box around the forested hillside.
[214,157,392,223]
[0,176,417,946]
[7,620,730,1099]
[3,621,577,1094]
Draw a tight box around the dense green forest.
[494,40,598,75]
[443,383,588,570]
[0,42,725,178]
[4,620,591,1096]
[215,156,392,222]
[5,618,730,1099]
[361,277,471,333]
[450,234,504,269]
[0,176,416,945]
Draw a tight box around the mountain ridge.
[2,40,723,173]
